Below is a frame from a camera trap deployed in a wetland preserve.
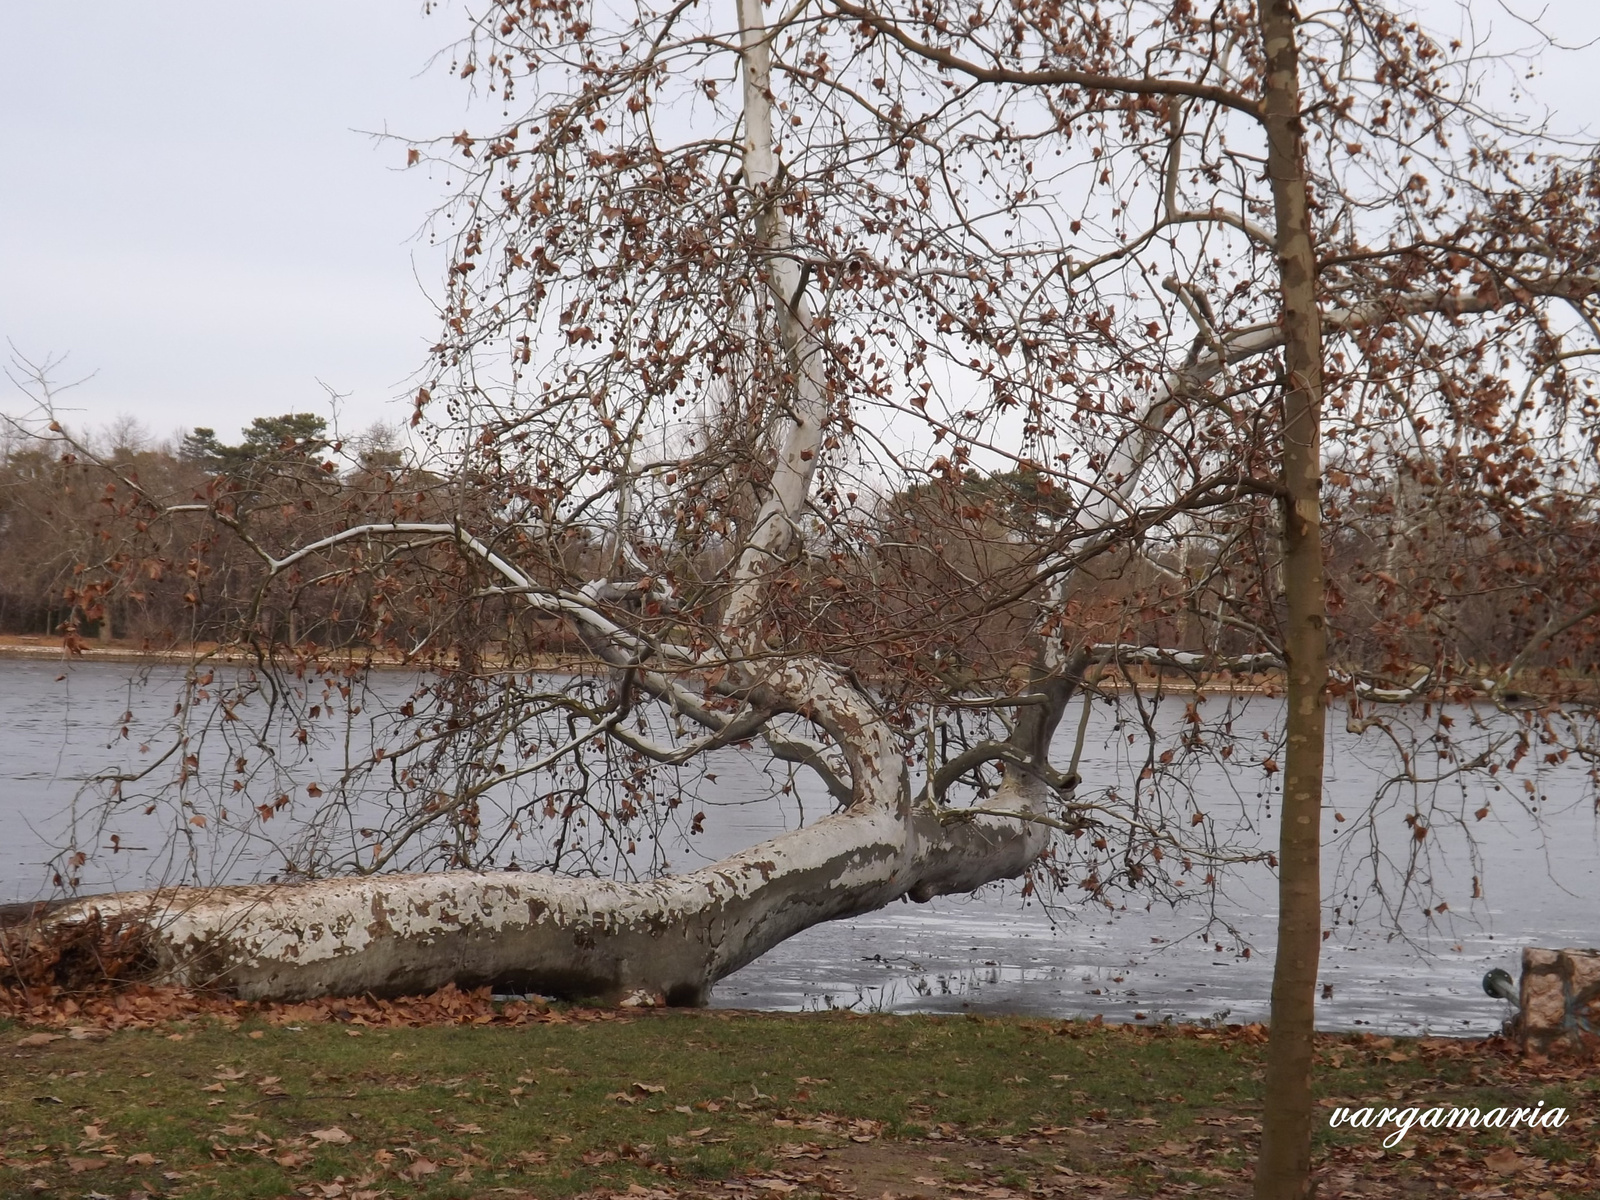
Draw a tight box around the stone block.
[1519,946,1600,1056]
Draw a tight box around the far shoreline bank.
[7,634,1579,703]
[0,634,1288,695]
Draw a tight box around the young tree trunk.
[1255,4,1328,1198]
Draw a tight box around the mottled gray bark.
[44,774,1050,1003]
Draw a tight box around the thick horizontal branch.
[1329,667,1434,704]
[607,703,779,766]
[1091,647,1439,705]
[1091,644,1282,674]
[44,775,1054,1003]
[927,738,1077,803]
[763,730,854,808]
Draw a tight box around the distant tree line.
[0,414,441,649]
[4,416,1596,693]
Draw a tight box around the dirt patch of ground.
[543,1109,1600,1200]
[621,1121,1257,1200]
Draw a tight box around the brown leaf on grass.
[267,1003,329,1026]
[213,1065,246,1080]
[276,1151,312,1168]
[607,1091,639,1104]
[126,1152,159,1166]
[453,1122,486,1135]
[66,1156,106,1172]
[405,1156,439,1179]
[776,1142,826,1159]
[67,1025,109,1041]
[632,1080,667,1094]
[310,1126,354,1145]
[200,1083,226,1093]
[1483,1147,1524,1175]
[16,1032,63,1047]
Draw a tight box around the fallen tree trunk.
[34,533,1069,1003]
[38,776,1050,1003]
[30,0,1088,1009]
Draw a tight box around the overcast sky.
[1,2,469,445]
[2,2,1596,446]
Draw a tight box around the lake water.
[3,657,1597,1034]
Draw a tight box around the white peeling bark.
[43,774,1049,1004]
[34,1,1056,1003]
[721,0,832,641]
[42,645,1052,1006]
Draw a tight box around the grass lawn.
[1,1002,1596,1199]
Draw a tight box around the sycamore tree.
[28,2,1600,1194]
